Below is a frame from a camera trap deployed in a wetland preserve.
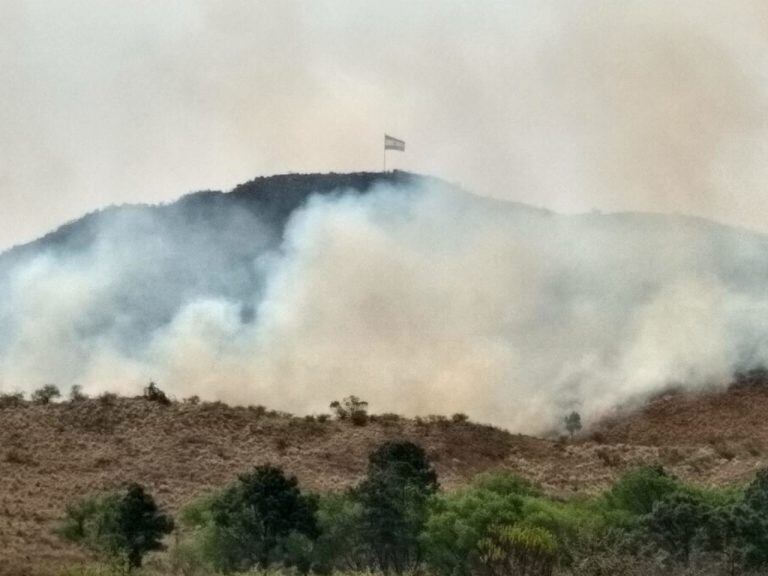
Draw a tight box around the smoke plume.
[2,177,768,433]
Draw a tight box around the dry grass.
[2,384,768,575]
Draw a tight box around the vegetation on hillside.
[58,439,768,576]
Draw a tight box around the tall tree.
[208,464,319,571]
[356,440,438,573]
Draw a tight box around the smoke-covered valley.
[1,171,767,433]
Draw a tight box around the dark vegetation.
[59,438,768,576]
[330,396,369,426]
[59,483,173,570]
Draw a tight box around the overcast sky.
[2,0,768,250]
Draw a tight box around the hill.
[590,369,768,449]
[3,170,768,431]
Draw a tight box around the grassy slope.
[3,386,768,575]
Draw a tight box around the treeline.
[60,439,768,576]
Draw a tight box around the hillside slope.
[2,388,768,574]
[590,370,768,448]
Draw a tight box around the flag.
[384,134,405,151]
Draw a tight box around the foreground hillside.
[3,382,768,574]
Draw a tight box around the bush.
[59,483,173,570]
[606,466,679,517]
[98,392,118,406]
[0,392,25,408]
[31,384,60,405]
[69,385,88,402]
[451,412,469,424]
[143,381,171,406]
[422,478,526,576]
[477,525,557,576]
[471,472,540,498]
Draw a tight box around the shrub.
[59,483,174,570]
[606,466,679,517]
[183,395,200,405]
[596,447,621,467]
[143,381,171,406]
[98,392,118,406]
[477,525,557,576]
[377,412,402,425]
[31,384,60,405]
[5,448,34,465]
[471,472,540,498]
[451,412,470,424]
[0,392,25,408]
[249,404,267,417]
[69,385,88,402]
[350,409,368,426]
[422,480,526,575]
[330,396,368,425]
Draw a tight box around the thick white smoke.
[2,180,768,433]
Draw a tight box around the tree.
[564,411,582,439]
[207,464,319,571]
[312,492,368,572]
[59,483,173,570]
[642,491,712,563]
[31,384,60,405]
[355,440,438,572]
[69,384,88,402]
[330,395,368,425]
[143,381,171,406]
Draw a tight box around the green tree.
[59,483,173,570]
[356,440,438,573]
[312,493,367,573]
[642,491,712,563]
[206,464,319,571]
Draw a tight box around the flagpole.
[383,144,386,173]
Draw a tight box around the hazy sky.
[2,0,768,250]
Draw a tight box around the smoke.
[2,179,768,433]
